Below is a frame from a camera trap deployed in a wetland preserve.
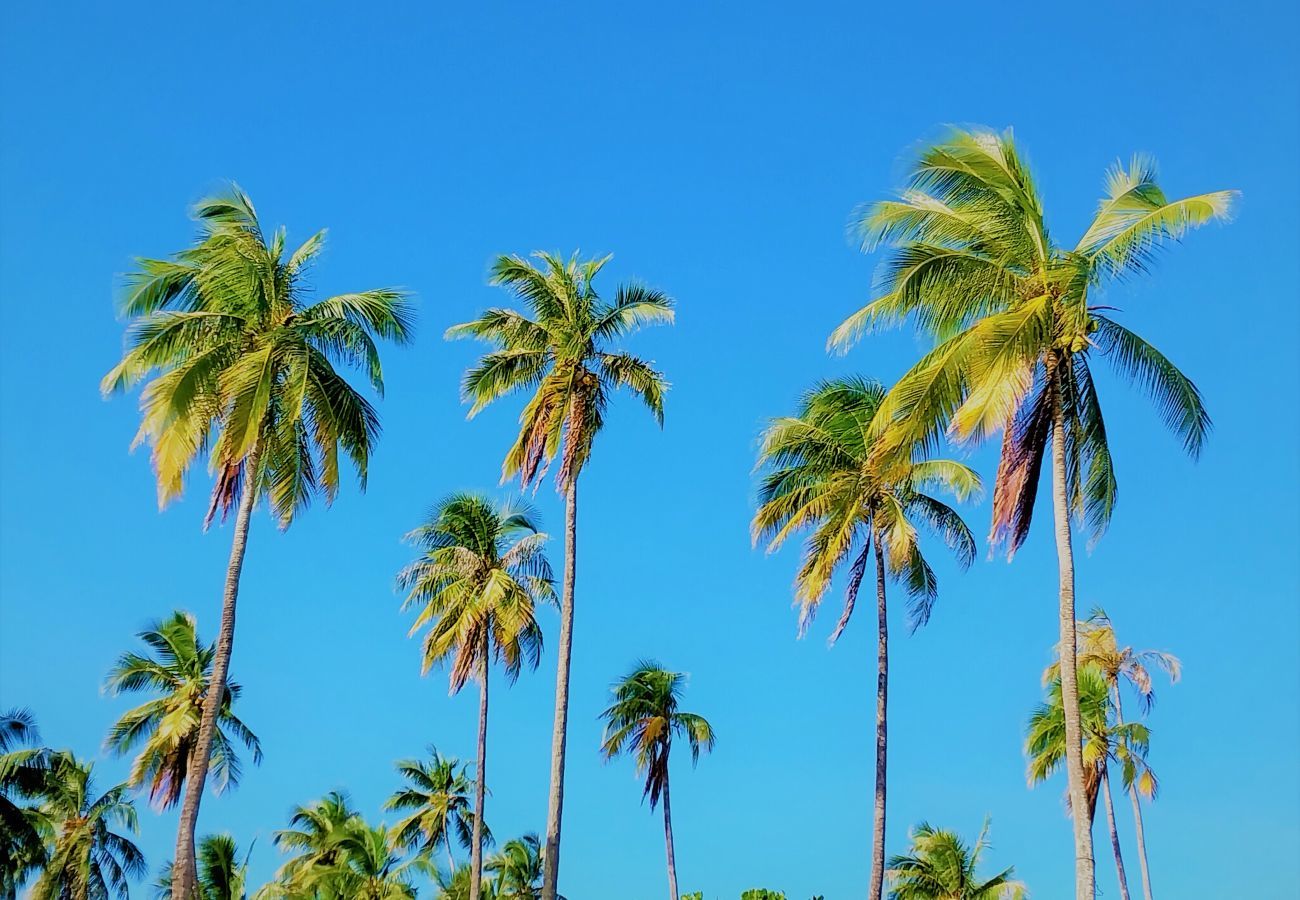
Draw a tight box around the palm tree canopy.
[384,746,484,855]
[485,833,546,898]
[447,251,672,490]
[829,128,1233,555]
[1045,607,1181,714]
[154,834,251,900]
[398,493,553,692]
[104,610,262,809]
[886,820,1026,899]
[1,709,57,893]
[29,755,146,900]
[599,661,715,810]
[102,185,414,528]
[753,376,980,638]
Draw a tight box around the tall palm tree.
[399,494,552,900]
[385,747,478,872]
[104,611,262,810]
[1048,610,1177,900]
[1,709,55,893]
[752,377,979,900]
[886,820,1026,899]
[30,756,145,900]
[830,129,1232,899]
[1026,667,1155,900]
[599,662,715,900]
[103,186,413,898]
[448,251,672,900]
[154,834,251,900]
[485,834,548,899]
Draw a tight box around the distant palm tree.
[831,129,1232,899]
[103,186,412,898]
[386,747,480,872]
[29,755,145,900]
[1,709,58,894]
[104,611,262,809]
[753,377,978,900]
[399,494,552,900]
[485,833,548,899]
[264,791,363,896]
[599,662,715,900]
[1026,667,1155,900]
[449,251,673,900]
[324,824,429,900]
[154,834,251,900]
[436,864,499,900]
[886,820,1026,899]
[1050,610,1177,900]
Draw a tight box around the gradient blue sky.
[2,2,1297,898]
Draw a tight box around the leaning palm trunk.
[470,636,490,900]
[661,768,678,900]
[1101,765,1131,900]
[1048,369,1096,900]
[868,535,889,900]
[1113,688,1154,900]
[542,480,578,900]
[172,452,259,900]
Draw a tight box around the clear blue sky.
[2,2,1297,897]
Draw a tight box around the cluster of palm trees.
[2,125,1229,900]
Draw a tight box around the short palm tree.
[1047,610,1177,900]
[103,186,412,898]
[752,377,978,900]
[104,611,261,809]
[29,755,145,900]
[1,709,55,893]
[1026,667,1155,900]
[385,746,479,872]
[154,834,251,900]
[448,251,673,900]
[830,128,1232,900]
[886,820,1026,899]
[485,834,548,899]
[599,661,715,900]
[263,791,363,896]
[399,494,553,900]
[323,824,429,900]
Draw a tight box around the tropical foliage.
[886,821,1025,899]
[386,747,480,872]
[154,834,251,900]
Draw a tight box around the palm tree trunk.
[171,452,259,900]
[868,535,889,900]
[1049,364,1096,900]
[1101,764,1131,900]
[542,478,578,900]
[1113,688,1154,900]
[470,638,489,900]
[662,766,678,900]
[446,831,456,879]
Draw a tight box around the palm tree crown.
[599,662,715,809]
[886,820,1026,899]
[753,377,979,639]
[385,746,484,869]
[447,251,672,490]
[1,709,56,893]
[154,834,251,900]
[102,185,414,527]
[104,611,261,809]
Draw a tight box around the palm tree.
[752,377,979,900]
[830,129,1232,899]
[485,834,547,899]
[448,251,673,900]
[1,709,55,893]
[385,747,478,872]
[103,186,413,898]
[1046,610,1176,900]
[154,834,251,900]
[30,755,145,900]
[599,662,715,900]
[323,824,429,900]
[886,820,1026,899]
[398,494,553,900]
[104,611,262,810]
[264,791,363,896]
[436,865,499,900]
[1026,667,1156,900]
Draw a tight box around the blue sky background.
[2,2,1297,897]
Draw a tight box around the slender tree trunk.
[1113,688,1155,900]
[542,479,578,900]
[446,831,456,878]
[470,637,489,900]
[171,453,259,900]
[868,535,888,900]
[1049,363,1096,900]
[662,766,678,900]
[1101,764,1131,900]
